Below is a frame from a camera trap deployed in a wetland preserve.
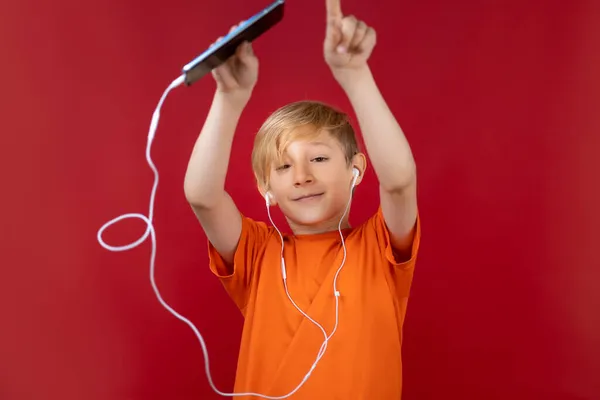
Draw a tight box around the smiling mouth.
[294,193,324,201]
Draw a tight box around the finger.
[325,21,342,53]
[235,41,247,56]
[245,42,255,59]
[212,21,242,48]
[325,0,343,44]
[217,23,239,45]
[358,27,377,52]
[212,64,236,87]
[326,0,343,21]
[210,35,224,48]
[349,20,368,50]
[337,15,357,53]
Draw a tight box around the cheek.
[326,178,353,203]
[266,181,291,206]
[267,174,285,193]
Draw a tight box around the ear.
[258,184,278,207]
[266,191,277,206]
[351,152,367,187]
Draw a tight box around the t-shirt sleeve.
[369,205,421,269]
[207,213,271,311]
[366,206,421,297]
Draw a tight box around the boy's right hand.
[211,24,259,99]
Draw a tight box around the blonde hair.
[251,100,360,190]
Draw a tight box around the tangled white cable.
[96,75,357,399]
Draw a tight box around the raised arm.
[184,34,259,268]
[323,0,418,259]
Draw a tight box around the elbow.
[381,163,417,193]
[185,193,220,210]
[184,182,220,209]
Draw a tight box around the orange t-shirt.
[208,206,420,399]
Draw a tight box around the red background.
[1,0,599,399]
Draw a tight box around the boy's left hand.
[323,0,376,78]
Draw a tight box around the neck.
[286,214,352,236]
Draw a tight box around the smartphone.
[182,0,285,86]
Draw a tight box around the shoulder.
[208,213,276,278]
[207,213,280,312]
[239,213,276,242]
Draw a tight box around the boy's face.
[267,126,363,234]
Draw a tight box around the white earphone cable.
[97,75,356,399]
[264,172,357,375]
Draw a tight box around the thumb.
[324,18,342,52]
[237,41,254,63]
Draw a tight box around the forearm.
[336,67,416,192]
[184,91,249,207]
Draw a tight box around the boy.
[184,0,420,398]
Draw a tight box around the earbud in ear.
[351,167,360,188]
[265,191,273,206]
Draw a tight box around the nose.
[293,164,313,187]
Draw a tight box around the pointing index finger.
[326,0,342,21]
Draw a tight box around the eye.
[312,156,329,162]
[275,164,291,171]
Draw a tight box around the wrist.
[332,65,374,92]
[214,89,252,113]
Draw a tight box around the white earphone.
[260,165,360,397]
[265,191,274,206]
[351,166,360,186]
[97,72,362,399]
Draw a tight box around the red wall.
[1,0,599,399]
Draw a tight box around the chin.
[288,214,328,227]
[283,203,344,230]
